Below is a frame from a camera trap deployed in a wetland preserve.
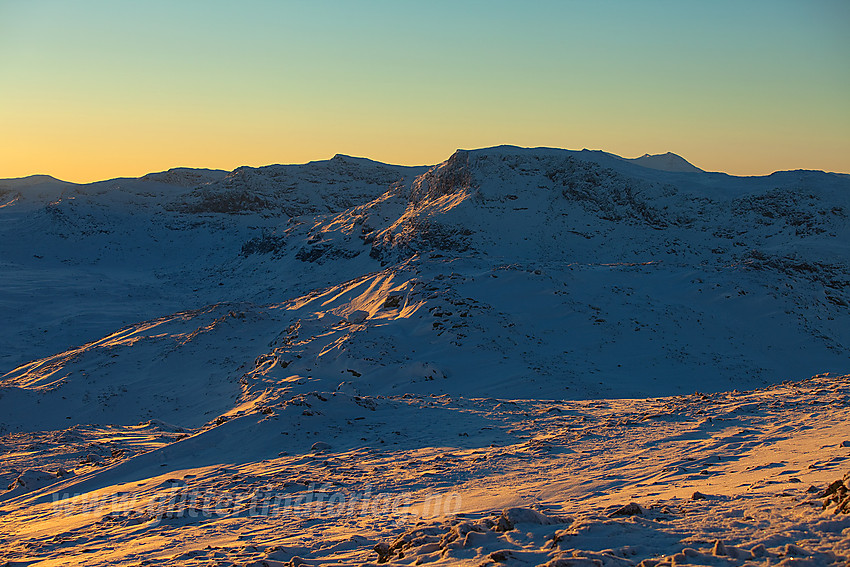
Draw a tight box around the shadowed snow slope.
[0,146,848,565]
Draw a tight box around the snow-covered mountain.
[626,151,705,173]
[7,145,844,401]
[1,146,848,565]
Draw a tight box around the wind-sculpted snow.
[1,146,849,565]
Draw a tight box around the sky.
[1,0,848,182]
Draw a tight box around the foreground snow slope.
[1,146,848,565]
[1,374,848,565]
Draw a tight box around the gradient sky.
[1,0,848,182]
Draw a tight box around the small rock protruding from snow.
[310,441,332,453]
[6,469,62,493]
[488,550,516,562]
[373,542,394,563]
[336,381,359,395]
[820,474,849,513]
[818,478,845,498]
[347,310,368,324]
[608,502,644,516]
[495,507,560,531]
[82,453,103,465]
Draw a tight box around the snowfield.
[1,146,848,566]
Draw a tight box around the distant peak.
[330,153,379,163]
[328,153,390,167]
[629,152,703,173]
[0,174,66,184]
[0,173,73,189]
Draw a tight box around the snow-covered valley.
[1,146,849,566]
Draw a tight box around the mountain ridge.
[4,146,847,190]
